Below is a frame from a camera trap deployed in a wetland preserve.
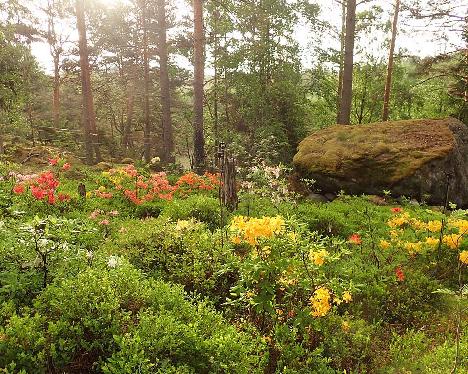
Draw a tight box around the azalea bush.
[96,165,220,205]
[0,160,466,373]
[226,214,357,372]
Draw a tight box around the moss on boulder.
[294,118,468,207]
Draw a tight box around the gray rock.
[307,193,329,203]
[294,118,468,208]
[324,192,337,201]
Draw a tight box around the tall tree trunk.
[213,9,220,145]
[124,89,134,150]
[0,128,4,155]
[52,51,60,128]
[158,0,175,163]
[142,0,151,163]
[192,0,205,173]
[338,0,356,125]
[336,0,346,123]
[382,0,400,121]
[76,0,101,164]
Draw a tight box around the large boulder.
[293,118,468,207]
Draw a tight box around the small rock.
[94,162,113,171]
[307,193,328,203]
[324,192,337,201]
[368,195,388,206]
[121,157,134,164]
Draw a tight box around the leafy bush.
[105,217,236,303]
[161,195,222,230]
[0,262,266,373]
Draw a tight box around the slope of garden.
[0,159,466,373]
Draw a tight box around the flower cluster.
[89,209,119,225]
[239,162,294,204]
[309,287,352,317]
[230,215,286,246]
[309,248,329,266]
[310,287,331,317]
[98,166,220,205]
[385,209,467,254]
[13,171,70,204]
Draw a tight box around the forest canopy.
[0,0,466,165]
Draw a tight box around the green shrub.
[161,195,222,230]
[105,217,237,303]
[0,262,266,373]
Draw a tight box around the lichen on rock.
[293,118,468,207]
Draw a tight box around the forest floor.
[0,157,466,373]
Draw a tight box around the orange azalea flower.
[348,233,362,245]
[391,207,403,213]
[13,184,25,194]
[395,266,405,282]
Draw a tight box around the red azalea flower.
[348,233,362,245]
[31,185,46,200]
[58,193,71,202]
[49,158,59,166]
[62,163,71,171]
[47,191,56,205]
[13,184,25,194]
[395,266,405,282]
[391,207,403,213]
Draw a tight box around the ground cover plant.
[0,159,466,373]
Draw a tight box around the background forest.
[0,1,468,373]
[0,0,467,168]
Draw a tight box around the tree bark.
[338,0,356,125]
[76,0,101,164]
[52,51,60,128]
[142,0,151,163]
[192,0,206,173]
[382,0,400,121]
[158,0,175,163]
[123,89,134,150]
[336,0,346,123]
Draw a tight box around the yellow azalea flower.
[231,236,242,245]
[229,215,285,246]
[425,236,439,247]
[410,218,426,231]
[342,291,352,303]
[426,220,442,233]
[379,240,390,249]
[86,191,92,198]
[387,213,410,228]
[460,251,468,265]
[102,171,110,177]
[98,185,106,192]
[403,241,422,254]
[310,287,331,317]
[342,321,350,332]
[443,234,463,249]
[287,232,298,242]
[449,219,468,234]
[309,248,328,266]
[175,219,193,231]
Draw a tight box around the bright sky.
[28,0,467,74]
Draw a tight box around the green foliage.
[160,195,222,230]
[0,262,266,373]
[104,217,236,303]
